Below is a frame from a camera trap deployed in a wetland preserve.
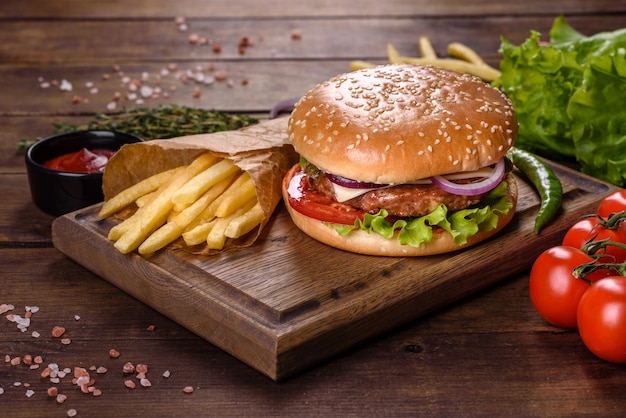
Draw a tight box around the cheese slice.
[332,183,384,202]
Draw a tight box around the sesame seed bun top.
[287,64,517,184]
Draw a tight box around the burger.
[282,64,518,256]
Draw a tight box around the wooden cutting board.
[52,153,618,381]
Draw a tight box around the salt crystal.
[59,79,73,92]
[0,387,4,395]
[140,85,153,98]
[162,370,171,378]
[74,315,81,321]
[25,389,35,398]
[0,303,14,314]
[106,101,117,111]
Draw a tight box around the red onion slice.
[326,173,389,189]
[430,158,506,196]
[269,98,300,119]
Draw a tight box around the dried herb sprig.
[18,105,259,151]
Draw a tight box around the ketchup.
[42,148,115,173]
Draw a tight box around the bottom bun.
[282,171,518,257]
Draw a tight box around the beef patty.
[306,164,485,218]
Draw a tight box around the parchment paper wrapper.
[102,117,298,254]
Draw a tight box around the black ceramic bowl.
[25,130,144,216]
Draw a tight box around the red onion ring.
[269,97,300,119]
[430,158,506,196]
[326,173,389,189]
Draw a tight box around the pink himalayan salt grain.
[56,393,68,403]
[122,362,135,374]
[52,326,65,338]
[109,349,121,358]
[135,364,148,374]
[183,386,194,394]
[124,380,136,389]
[67,409,77,417]
[0,303,15,314]
[140,378,152,387]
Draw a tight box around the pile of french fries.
[350,36,501,82]
[98,151,264,254]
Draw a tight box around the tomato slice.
[285,165,365,225]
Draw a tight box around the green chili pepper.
[506,147,563,234]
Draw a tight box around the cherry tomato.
[529,246,613,328]
[284,164,365,225]
[577,276,626,363]
[598,190,626,218]
[562,217,626,263]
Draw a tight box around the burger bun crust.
[288,64,517,184]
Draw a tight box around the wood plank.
[2,0,623,18]
[0,173,55,245]
[3,247,626,416]
[50,121,619,380]
[2,16,624,65]
[0,62,348,114]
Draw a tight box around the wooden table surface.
[2,1,626,416]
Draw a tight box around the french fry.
[206,199,256,250]
[101,148,268,254]
[215,172,256,217]
[135,190,158,208]
[386,43,402,64]
[112,152,217,254]
[98,167,180,218]
[171,158,240,206]
[182,219,217,247]
[138,177,236,254]
[225,202,265,239]
[107,173,178,241]
[447,41,486,66]
[394,56,501,82]
[182,172,238,231]
[348,38,501,82]
[418,36,437,59]
[349,60,376,71]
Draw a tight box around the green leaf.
[330,181,513,248]
[494,16,626,186]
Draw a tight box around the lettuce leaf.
[493,16,626,186]
[328,181,513,248]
